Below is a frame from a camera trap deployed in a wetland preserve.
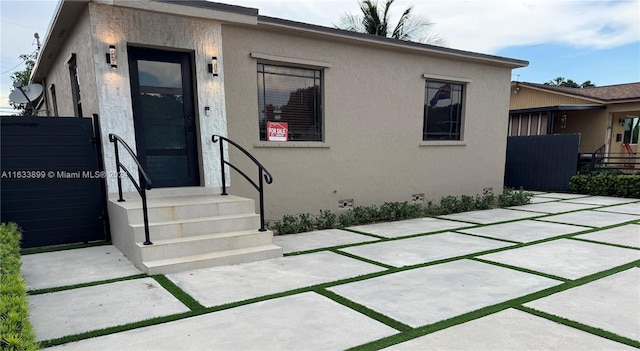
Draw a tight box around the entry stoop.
[107,188,282,274]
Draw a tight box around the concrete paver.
[21,245,142,290]
[327,259,561,328]
[458,220,589,243]
[339,232,513,267]
[383,308,636,350]
[45,292,397,351]
[525,268,640,341]
[29,278,189,341]
[529,196,560,204]
[594,202,640,216]
[167,251,385,307]
[509,201,598,214]
[478,239,640,279]
[348,217,470,238]
[439,208,541,224]
[564,196,639,206]
[575,224,640,248]
[273,229,378,253]
[540,210,639,227]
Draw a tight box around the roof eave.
[257,16,529,69]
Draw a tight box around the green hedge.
[1,223,40,351]
[569,173,640,198]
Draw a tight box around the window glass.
[623,116,639,144]
[257,63,322,141]
[423,80,464,140]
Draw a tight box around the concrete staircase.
[107,188,282,275]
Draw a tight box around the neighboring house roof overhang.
[32,0,528,83]
[510,105,606,114]
[512,82,640,105]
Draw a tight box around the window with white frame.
[423,80,464,141]
[257,63,322,141]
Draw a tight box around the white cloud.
[225,0,640,54]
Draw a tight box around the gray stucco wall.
[221,24,513,220]
[90,3,227,193]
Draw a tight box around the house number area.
[1,170,126,179]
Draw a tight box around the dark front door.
[128,47,199,188]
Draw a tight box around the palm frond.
[336,11,365,32]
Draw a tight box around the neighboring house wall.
[511,86,598,109]
[41,7,98,118]
[222,24,513,220]
[551,109,608,153]
[608,102,640,154]
[88,3,227,193]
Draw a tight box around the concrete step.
[137,230,275,262]
[143,244,283,275]
[131,213,261,242]
[109,194,255,224]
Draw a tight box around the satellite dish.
[9,83,43,104]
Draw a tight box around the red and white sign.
[267,122,288,142]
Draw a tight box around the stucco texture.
[221,24,514,220]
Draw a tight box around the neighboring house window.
[49,84,59,117]
[423,80,464,140]
[509,113,548,136]
[623,116,639,144]
[257,63,322,141]
[68,54,83,117]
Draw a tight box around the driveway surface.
[22,194,640,350]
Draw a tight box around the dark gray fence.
[504,134,580,192]
[1,115,108,248]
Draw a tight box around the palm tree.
[336,0,444,45]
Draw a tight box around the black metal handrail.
[212,135,273,231]
[109,133,153,245]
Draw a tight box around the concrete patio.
[22,194,640,350]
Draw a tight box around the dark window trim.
[257,62,323,142]
[49,84,59,117]
[423,79,465,141]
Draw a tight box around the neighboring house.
[509,81,640,156]
[31,0,526,221]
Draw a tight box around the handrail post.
[258,168,266,232]
[113,138,125,202]
[140,184,152,245]
[590,152,596,172]
[219,138,228,196]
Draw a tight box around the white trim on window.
[422,73,472,83]
[250,52,332,68]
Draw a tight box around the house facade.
[509,82,640,156]
[32,0,527,221]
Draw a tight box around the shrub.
[497,187,535,207]
[569,173,640,198]
[269,188,533,235]
[0,222,40,351]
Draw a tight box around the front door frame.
[127,45,201,188]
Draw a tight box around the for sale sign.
[267,122,288,142]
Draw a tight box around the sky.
[1,0,639,114]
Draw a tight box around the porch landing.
[107,188,282,274]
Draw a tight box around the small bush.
[0,222,40,351]
[269,188,533,235]
[569,173,640,198]
[497,187,535,207]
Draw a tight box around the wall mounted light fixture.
[561,113,567,129]
[619,118,626,127]
[208,56,218,77]
[106,45,117,69]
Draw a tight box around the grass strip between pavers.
[27,274,147,295]
[515,305,640,349]
[470,258,571,282]
[20,241,111,255]
[151,275,205,311]
[567,237,640,251]
[346,262,640,350]
[315,289,412,332]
